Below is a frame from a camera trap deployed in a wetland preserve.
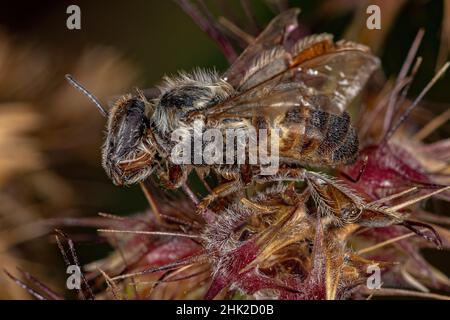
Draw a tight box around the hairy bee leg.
[240,198,276,213]
[358,208,442,248]
[281,182,303,205]
[400,220,442,248]
[303,170,365,221]
[340,155,368,183]
[158,164,189,189]
[198,168,307,214]
[239,182,303,215]
[304,170,443,239]
[254,167,307,183]
[196,179,244,214]
[304,171,362,201]
[357,208,402,227]
[256,168,366,221]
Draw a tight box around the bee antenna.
[65,74,109,117]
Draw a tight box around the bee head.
[103,95,157,186]
[65,75,158,186]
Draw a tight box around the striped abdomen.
[278,106,359,166]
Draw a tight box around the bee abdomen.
[280,108,358,166]
[316,111,350,155]
[308,109,329,132]
[331,127,359,164]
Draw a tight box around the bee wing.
[223,8,300,87]
[200,38,379,121]
[293,45,381,114]
[204,83,306,120]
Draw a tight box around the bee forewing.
[299,49,380,114]
[210,84,304,121]
[206,47,379,122]
[223,8,300,87]
[203,29,379,124]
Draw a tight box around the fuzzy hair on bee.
[152,69,234,134]
[304,171,365,225]
[102,94,156,186]
[66,9,381,216]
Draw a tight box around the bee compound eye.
[238,229,252,241]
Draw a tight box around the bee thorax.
[152,69,233,134]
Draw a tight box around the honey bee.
[66,9,380,213]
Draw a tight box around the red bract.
[205,240,259,299]
[344,143,448,200]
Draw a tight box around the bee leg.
[240,198,276,213]
[157,164,188,189]
[400,220,442,248]
[254,167,307,183]
[281,182,303,205]
[340,155,368,183]
[303,171,364,220]
[196,179,244,214]
[240,184,301,211]
[357,207,403,227]
[358,207,442,248]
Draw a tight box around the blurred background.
[0,0,448,299]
